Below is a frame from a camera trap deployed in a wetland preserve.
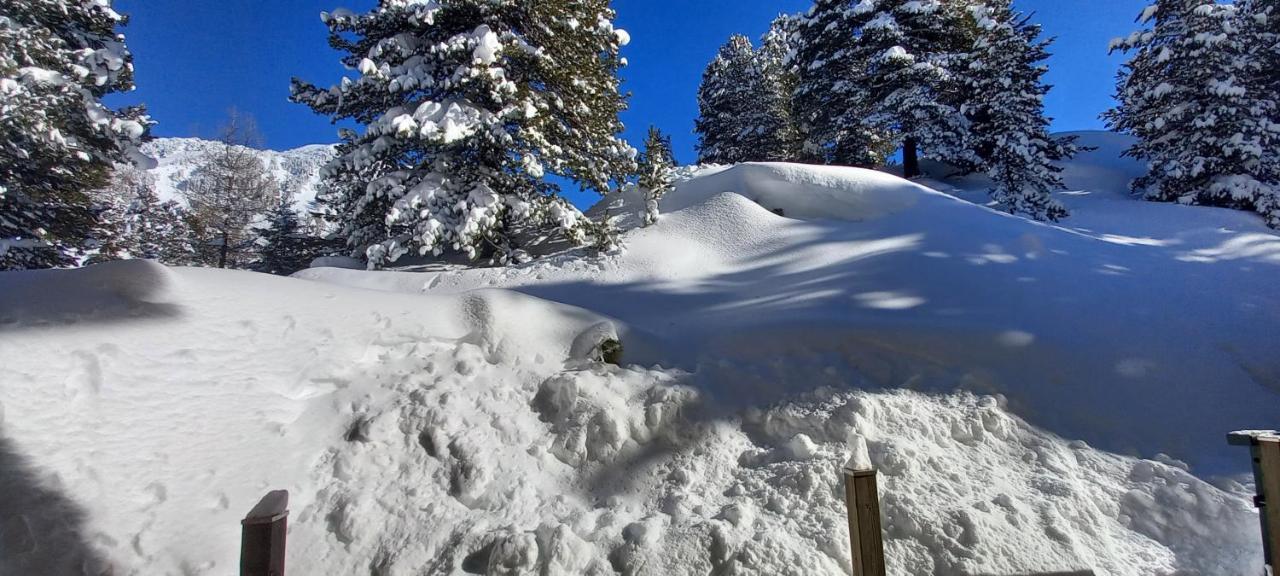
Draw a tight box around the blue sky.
[110,0,1148,172]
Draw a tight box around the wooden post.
[1260,439,1280,575]
[1229,431,1280,575]
[241,490,289,576]
[844,467,886,576]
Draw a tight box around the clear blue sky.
[109,0,1148,188]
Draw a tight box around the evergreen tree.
[755,15,804,162]
[846,0,978,178]
[961,0,1075,221]
[292,0,636,267]
[1106,0,1280,226]
[697,28,804,165]
[637,126,676,226]
[314,131,398,261]
[1240,0,1280,226]
[255,197,322,275]
[792,0,895,167]
[695,35,760,165]
[84,165,140,264]
[182,111,278,268]
[0,0,151,269]
[126,177,191,263]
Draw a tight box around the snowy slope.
[1,131,1276,575]
[140,138,336,211]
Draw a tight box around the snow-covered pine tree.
[792,0,895,167]
[696,35,761,165]
[0,0,151,269]
[1106,0,1280,227]
[125,174,191,263]
[755,15,804,162]
[182,112,278,268]
[84,165,141,264]
[292,0,636,267]
[846,0,978,178]
[696,24,804,165]
[255,197,322,275]
[960,0,1075,221]
[637,126,676,226]
[1239,0,1280,226]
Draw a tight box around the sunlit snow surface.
[2,132,1276,575]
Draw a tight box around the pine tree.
[755,15,803,162]
[697,28,804,165]
[314,132,397,261]
[1239,0,1280,226]
[695,35,760,165]
[0,0,151,269]
[1106,0,1280,226]
[182,111,278,268]
[292,0,636,267]
[961,0,1075,221]
[846,0,979,178]
[792,0,895,167]
[126,177,191,263]
[255,197,322,275]
[638,126,676,226]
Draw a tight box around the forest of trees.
[2,0,1278,273]
[695,0,1279,225]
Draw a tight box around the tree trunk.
[218,230,229,269]
[902,138,921,179]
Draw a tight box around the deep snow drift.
[1,131,1276,575]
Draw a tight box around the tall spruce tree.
[0,0,151,269]
[637,126,676,227]
[792,0,895,167]
[1106,0,1280,226]
[1240,0,1280,226]
[126,177,191,263]
[697,26,805,165]
[846,0,978,178]
[755,15,803,162]
[292,0,636,267]
[255,198,322,275]
[695,35,761,165]
[961,1,1075,221]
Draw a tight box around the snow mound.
[0,259,178,326]
[4,135,1278,575]
[666,162,934,222]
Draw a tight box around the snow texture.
[1,132,1276,575]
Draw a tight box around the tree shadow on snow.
[0,433,112,575]
[0,260,182,333]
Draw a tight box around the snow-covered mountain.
[140,137,336,211]
[2,131,1277,575]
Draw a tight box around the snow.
[2,131,1277,575]
[138,138,336,213]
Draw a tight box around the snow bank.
[3,136,1277,575]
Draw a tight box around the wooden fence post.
[241,490,289,576]
[844,466,886,576]
[1228,431,1280,575]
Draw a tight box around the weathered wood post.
[844,466,886,576]
[241,490,289,576]
[1228,430,1280,575]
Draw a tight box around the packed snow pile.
[2,131,1278,575]
[140,138,336,211]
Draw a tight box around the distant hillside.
[140,138,337,212]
